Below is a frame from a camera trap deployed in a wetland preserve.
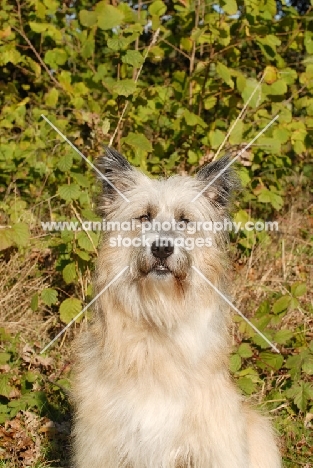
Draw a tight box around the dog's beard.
[107,247,191,329]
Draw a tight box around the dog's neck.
[94,290,230,388]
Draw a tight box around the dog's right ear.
[95,147,135,210]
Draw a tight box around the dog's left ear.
[196,155,239,207]
[95,147,136,211]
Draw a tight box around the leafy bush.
[0,0,312,465]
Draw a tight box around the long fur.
[72,150,281,468]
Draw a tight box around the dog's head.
[95,148,239,328]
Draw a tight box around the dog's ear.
[95,147,135,210]
[196,155,240,207]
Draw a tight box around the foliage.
[0,0,312,465]
[0,0,312,317]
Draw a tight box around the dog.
[72,148,281,468]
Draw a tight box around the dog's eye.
[179,216,190,224]
[138,214,150,222]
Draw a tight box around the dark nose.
[151,240,174,259]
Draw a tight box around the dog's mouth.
[148,259,172,276]
[152,263,171,275]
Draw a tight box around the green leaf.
[204,96,217,110]
[237,377,256,395]
[273,329,293,344]
[273,127,289,144]
[29,22,49,33]
[41,288,58,307]
[122,50,144,68]
[63,262,77,284]
[257,189,283,210]
[221,0,238,15]
[304,31,313,54]
[0,375,12,398]
[286,381,313,412]
[124,132,153,152]
[112,80,137,96]
[45,49,67,67]
[148,0,167,16]
[229,120,243,145]
[209,129,225,149]
[58,153,73,172]
[0,229,13,251]
[187,150,198,164]
[241,79,263,108]
[102,118,110,135]
[0,353,11,365]
[237,343,253,358]
[286,353,307,379]
[229,354,242,372]
[59,298,83,324]
[107,36,130,51]
[82,38,95,59]
[302,356,313,376]
[257,352,284,371]
[45,88,59,107]
[264,65,277,84]
[77,231,99,252]
[30,293,39,312]
[267,80,287,96]
[183,109,207,128]
[79,9,97,27]
[76,249,91,261]
[71,173,90,188]
[256,300,270,317]
[11,223,30,247]
[97,5,124,30]
[216,62,234,88]
[23,371,38,384]
[291,282,307,297]
[272,295,291,314]
[58,184,81,202]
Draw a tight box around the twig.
[71,203,98,256]
[189,0,201,106]
[13,0,62,90]
[109,28,160,147]
[43,376,70,396]
[160,38,190,59]
[133,0,142,81]
[282,238,286,281]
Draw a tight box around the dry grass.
[232,196,312,327]
[0,189,312,467]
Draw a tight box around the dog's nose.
[151,240,174,259]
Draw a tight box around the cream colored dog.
[72,148,281,468]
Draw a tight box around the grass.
[0,186,312,467]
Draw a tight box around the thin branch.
[71,203,98,256]
[189,0,201,106]
[160,38,190,59]
[133,0,142,81]
[13,0,63,90]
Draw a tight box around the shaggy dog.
[72,148,281,468]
